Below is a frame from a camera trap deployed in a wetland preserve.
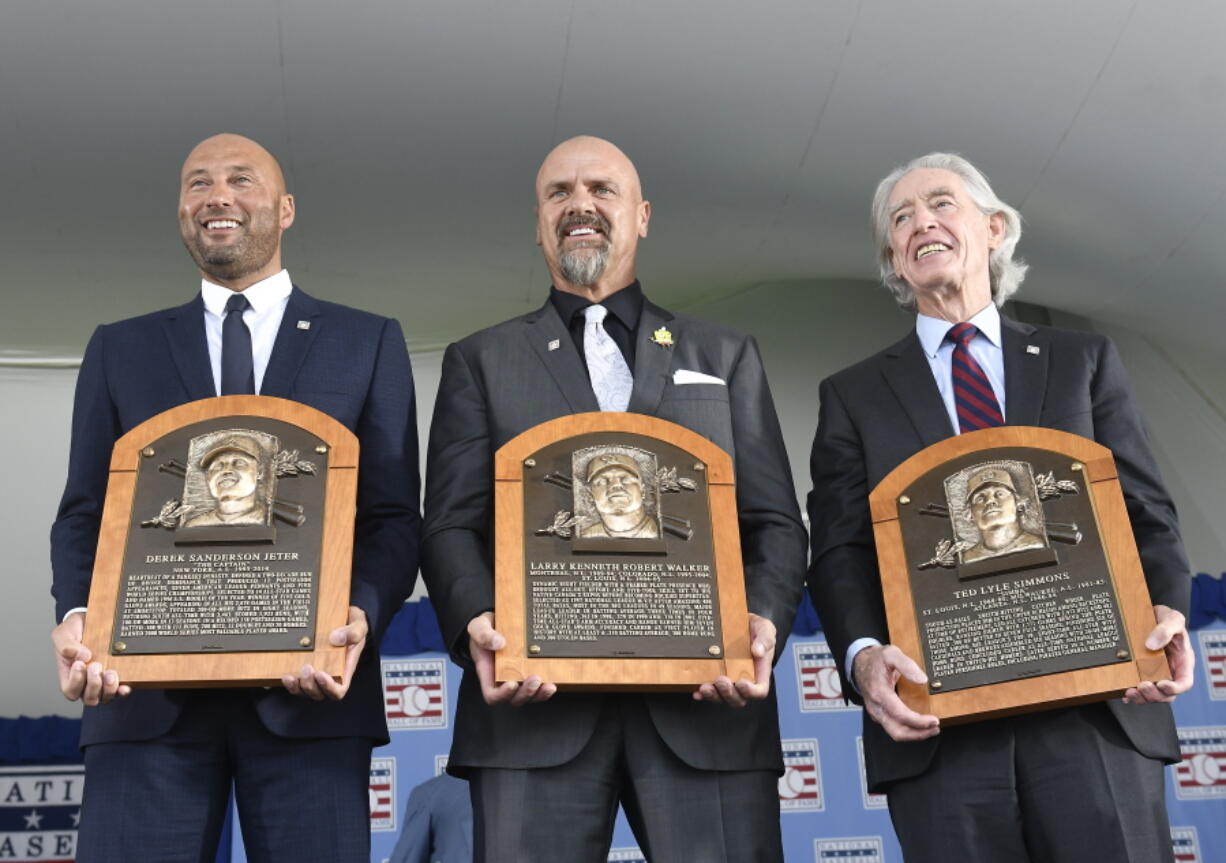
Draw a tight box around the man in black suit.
[49,134,420,862]
[421,136,807,863]
[807,152,1195,863]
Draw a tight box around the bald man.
[421,136,807,863]
[50,134,420,862]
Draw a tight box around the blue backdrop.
[5,574,1225,863]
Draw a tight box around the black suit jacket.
[806,316,1190,790]
[421,298,807,773]
[50,287,421,746]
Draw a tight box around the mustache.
[558,214,610,240]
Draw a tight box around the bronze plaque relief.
[116,415,328,655]
[898,447,1127,694]
[521,432,721,659]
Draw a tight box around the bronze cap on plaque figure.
[81,395,358,688]
[870,426,1171,724]
[494,413,755,689]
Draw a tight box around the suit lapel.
[260,287,322,398]
[1001,316,1047,426]
[524,302,601,413]
[627,299,675,415]
[882,331,957,446]
[161,295,217,401]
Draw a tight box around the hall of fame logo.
[814,836,883,863]
[434,754,449,777]
[1199,630,1226,701]
[793,641,852,712]
[382,658,447,729]
[0,765,84,862]
[855,737,888,810]
[1171,826,1201,863]
[607,848,646,863]
[1172,726,1226,800]
[369,757,396,832]
[779,738,824,811]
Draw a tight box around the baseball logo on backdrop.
[607,848,646,863]
[779,738,824,812]
[382,658,447,729]
[793,641,853,712]
[0,765,84,862]
[1170,826,1201,863]
[814,836,883,863]
[1172,726,1226,801]
[1198,630,1226,701]
[368,757,396,832]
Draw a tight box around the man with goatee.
[50,133,420,862]
[422,136,807,863]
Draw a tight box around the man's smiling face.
[886,167,1004,309]
[535,136,650,292]
[178,134,294,287]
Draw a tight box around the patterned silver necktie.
[583,304,633,411]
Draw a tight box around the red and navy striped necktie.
[948,322,1004,432]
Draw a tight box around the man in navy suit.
[807,152,1194,862]
[49,134,420,863]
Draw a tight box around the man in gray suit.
[807,152,1195,862]
[422,136,807,863]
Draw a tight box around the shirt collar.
[201,269,293,317]
[549,280,643,331]
[915,301,1003,358]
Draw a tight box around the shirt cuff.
[62,607,88,624]
[845,637,882,694]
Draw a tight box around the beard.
[559,244,609,286]
[182,207,280,281]
[557,214,611,286]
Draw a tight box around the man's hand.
[282,605,368,701]
[1124,604,1195,704]
[853,644,939,741]
[52,612,129,706]
[692,613,776,708]
[468,612,556,706]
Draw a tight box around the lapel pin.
[297,320,311,330]
[1026,344,1040,355]
[651,327,674,347]
[548,339,561,351]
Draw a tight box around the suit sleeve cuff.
[62,607,87,624]
[845,637,882,693]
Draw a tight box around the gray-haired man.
[806,152,1194,862]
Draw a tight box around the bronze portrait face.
[179,430,276,530]
[946,461,1048,566]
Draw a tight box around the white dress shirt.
[844,302,1008,686]
[201,270,293,395]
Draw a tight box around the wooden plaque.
[870,426,1170,724]
[494,413,755,690]
[81,395,357,688]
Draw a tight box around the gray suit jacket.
[422,297,807,773]
[806,316,1190,791]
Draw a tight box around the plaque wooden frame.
[870,426,1170,724]
[82,395,357,688]
[494,413,755,690]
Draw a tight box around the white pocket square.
[672,369,726,386]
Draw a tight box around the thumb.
[888,649,929,685]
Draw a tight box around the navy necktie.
[221,293,255,395]
[948,322,1004,432]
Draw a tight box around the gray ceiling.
[2,1,1224,359]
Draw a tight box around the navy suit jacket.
[807,316,1190,791]
[421,298,808,774]
[51,287,421,746]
